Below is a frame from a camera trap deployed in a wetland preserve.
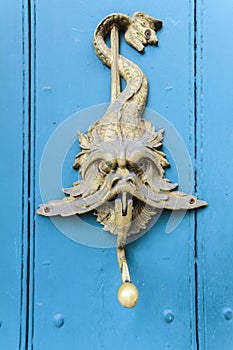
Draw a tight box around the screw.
[223,307,233,320]
[163,309,175,323]
[53,313,64,328]
[44,206,50,213]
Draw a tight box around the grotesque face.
[74,136,167,201]
[63,121,178,235]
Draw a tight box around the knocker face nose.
[114,167,136,187]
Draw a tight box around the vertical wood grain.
[195,1,233,349]
[0,1,29,349]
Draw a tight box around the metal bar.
[110,25,120,102]
[115,198,132,283]
[117,247,131,283]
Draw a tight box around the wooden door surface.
[1,1,233,349]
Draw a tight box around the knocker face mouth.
[107,185,135,218]
[107,181,135,200]
[107,172,137,199]
[104,176,138,216]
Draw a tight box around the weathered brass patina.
[37,12,207,308]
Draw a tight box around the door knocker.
[37,12,207,308]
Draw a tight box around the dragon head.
[125,12,162,52]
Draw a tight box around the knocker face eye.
[98,159,118,174]
[98,160,112,174]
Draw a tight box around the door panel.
[0,2,28,349]
[33,1,196,349]
[196,1,233,349]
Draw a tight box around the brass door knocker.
[37,12,207,308]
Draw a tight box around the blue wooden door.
[1,1,233,349]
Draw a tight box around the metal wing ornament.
[37,12,207,308]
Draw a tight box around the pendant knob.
[117,282,139,308]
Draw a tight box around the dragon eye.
[145,29,151,39]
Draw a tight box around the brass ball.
[117,282,139,308]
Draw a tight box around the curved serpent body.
[91,12,162,141]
